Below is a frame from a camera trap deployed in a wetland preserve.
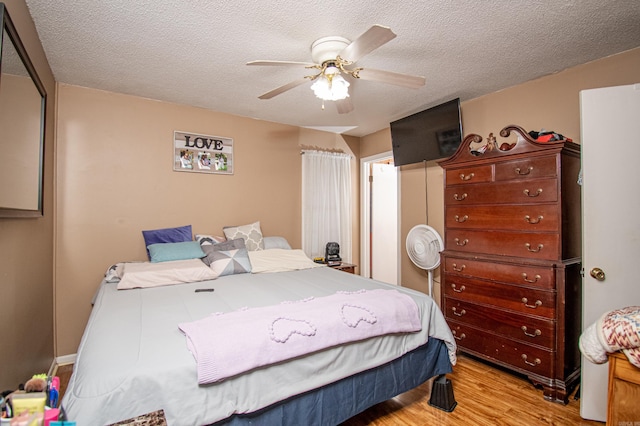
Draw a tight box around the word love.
[184,135,225,151]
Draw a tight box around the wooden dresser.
[438,125,582,403]
[607,351,640,425]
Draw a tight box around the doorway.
[360,152,399,285]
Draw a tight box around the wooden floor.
[343,355,603,426]
[54,363,73,403]
[55,355,604,425]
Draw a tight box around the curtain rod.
[300,149,351,158]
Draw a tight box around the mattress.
[61,266,456,425]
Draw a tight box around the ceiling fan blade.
[258,78,309,99]
[247,60,316,67]
[357,67,425,89]
[339,25,396,63]
[336,97,354,114]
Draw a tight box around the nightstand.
[607,351,640,425]
[329,263,356,274]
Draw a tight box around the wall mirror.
[0,3,46,217]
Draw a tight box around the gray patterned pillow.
[104,263,124,282]
[200,238,246,267]
[223,221,264,251]
[208,247,252,277]
[195,234,226,246]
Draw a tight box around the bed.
[61,241,456,425]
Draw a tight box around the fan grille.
[406,225,443,270]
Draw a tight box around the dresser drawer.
[446,229,560,260]
[448,319,555,377]
[495,155,558,181]
[445,178,558,205]
[443,256,556,289]
[446,204,559,232]
[445,164,493,185]
[443,297,555,348]
[443,274,556,318]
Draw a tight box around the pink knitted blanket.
[580,306,640,368]
[178,289,422,384]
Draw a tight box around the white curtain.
[301,150,352,262]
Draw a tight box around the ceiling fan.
[246,25,426,114]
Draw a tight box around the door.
[580,84,640,421]
[371,162,398,285]
[360,153,399,284]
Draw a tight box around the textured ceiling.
[24,0,640,137]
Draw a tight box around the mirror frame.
[0,3,47,218]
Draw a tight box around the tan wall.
[361,47,640,303]
[0,0,55,391]
[55,85,358,355]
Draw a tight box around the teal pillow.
[147,241,205,263]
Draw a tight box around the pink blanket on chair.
[580,306,640,368]
[178,289,422,384]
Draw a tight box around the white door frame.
[360,152,401,281]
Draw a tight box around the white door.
[580,83,640,421]
[371,162,398,285]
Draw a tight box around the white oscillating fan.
[406,224,444,297]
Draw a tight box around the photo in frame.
[173,131,233,175]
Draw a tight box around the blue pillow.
[147,241,205,263]
[142,225,192,259]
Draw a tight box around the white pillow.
[248,249,323,273]
[117,259,217,290]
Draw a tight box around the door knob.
[590,267,606,281]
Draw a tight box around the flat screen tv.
[390,98,462,166]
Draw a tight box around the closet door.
[579,84,640,421]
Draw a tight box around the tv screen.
[390,98,462,166]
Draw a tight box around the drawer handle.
[515,166,534,175]
[522,273,541,283]
[452,307,466,317]
[455,238,469,246]
[454,214,469,223]
[452,263,466,272]
[451,284,466,293]
[525,243,543,253]
[459,172,475,181]
[453,331,466,341]
[521,354,541,367]
[454,193,468,201]
[521,326,542,337]
[523,188,543,197]
[524,215,543,224]
[521,298,542,309]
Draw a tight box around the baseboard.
[48,354,77,376]
[56,354,77,366]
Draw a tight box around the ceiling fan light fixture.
[311,72,350,101]
[324,63,340,75]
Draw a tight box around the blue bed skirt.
[213,338,452,425]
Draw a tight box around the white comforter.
[62,267,456,425]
